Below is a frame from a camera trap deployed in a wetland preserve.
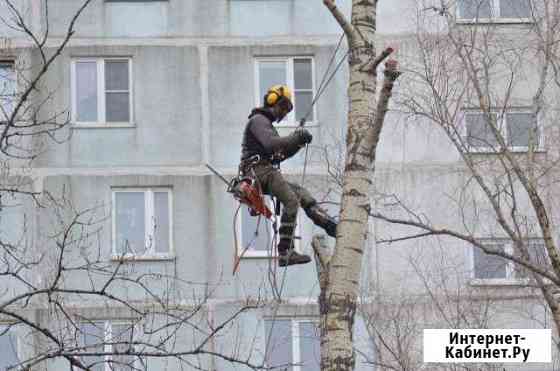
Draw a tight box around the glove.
[294,128,313,145]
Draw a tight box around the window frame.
[71,57,134,127]
[469,238,546,286]
[111,187,174,260]
[254,56,316,127]
[264,317,320,371]
[462,108,544,153]
[455,0,533,24]
[237,200,302,259]
[0,60,17,122]
[0,323,20,370]
[74,320,144,371]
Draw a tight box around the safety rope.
[299,33,349,126]
[299,33,349,188]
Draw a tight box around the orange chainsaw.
[205,164,272,219]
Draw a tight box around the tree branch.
[371,211,560,286]
[323,0,356,44]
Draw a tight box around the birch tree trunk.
[322,1,400,370]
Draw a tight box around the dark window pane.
[0,62,15,119]
[105,60,129,91]
[76,62,98,122]
[0,326,19,370]
[515,242,549,279]
[265,319,293,371]
[294,59,312,90]
[459,0,492,18]
[299,322,320,371]
[259,61,286,103]
[506,112,538,147]
[106,92,130,122]
[154,192,170,253]
[115,192,146,255]
[474,245,507,279]
[295,91,313,122]
[112,324,136,371]
[466,113,498,148]
[79,323,105,371]
[242,206,270,251]
[500,0,531,18]
[0,203,24,246]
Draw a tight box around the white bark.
[322,1,400,369]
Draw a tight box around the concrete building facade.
[0,0,557,370]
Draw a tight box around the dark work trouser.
[250,164,315,252]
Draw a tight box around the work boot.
[278,239,311,267]
[278,250,312,267]
[304,204,338,238]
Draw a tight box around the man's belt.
[240,154,272,166]
[239,154,277,176]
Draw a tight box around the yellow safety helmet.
[265,85,293,109]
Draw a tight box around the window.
[0,201,24,246]
[238,203,301,258]
[0,61,15,121]
[464,109,540,152]
[74,321,143,371]
[471,239,547,283]
[104,1,168,37]
[230,1,291,36]
[255,57,315,125]
[71,58,132,125]
[112,188,172,258]
[473,242,508,280]
[264,319,320,371]
[457,0,531,21]
[0,325,19,371]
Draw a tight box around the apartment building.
[369,1,560,370]
[1,0,556,370]
[0,0,376,370]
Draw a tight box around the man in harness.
[239,85,338,267]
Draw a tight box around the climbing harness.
[206,162,272,219]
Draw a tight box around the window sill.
[466,147,546,154]
[72,122,136,129]
[456,18,534,25]
[274,121,319,129]
[238,251,275,259]
[469,278,530,286]
[111,254,175,262]
[238,249,306,259]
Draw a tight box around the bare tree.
[361,243,509,371]
[0,2,268,370]
[366,0,560,345]
[317,0,402,370]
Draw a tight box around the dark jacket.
[240,108,301,162]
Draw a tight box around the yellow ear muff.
[265,85,293,107]
[266,89,280,106]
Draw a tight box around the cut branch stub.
[370,46,396,72]
[384,59,402,80]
